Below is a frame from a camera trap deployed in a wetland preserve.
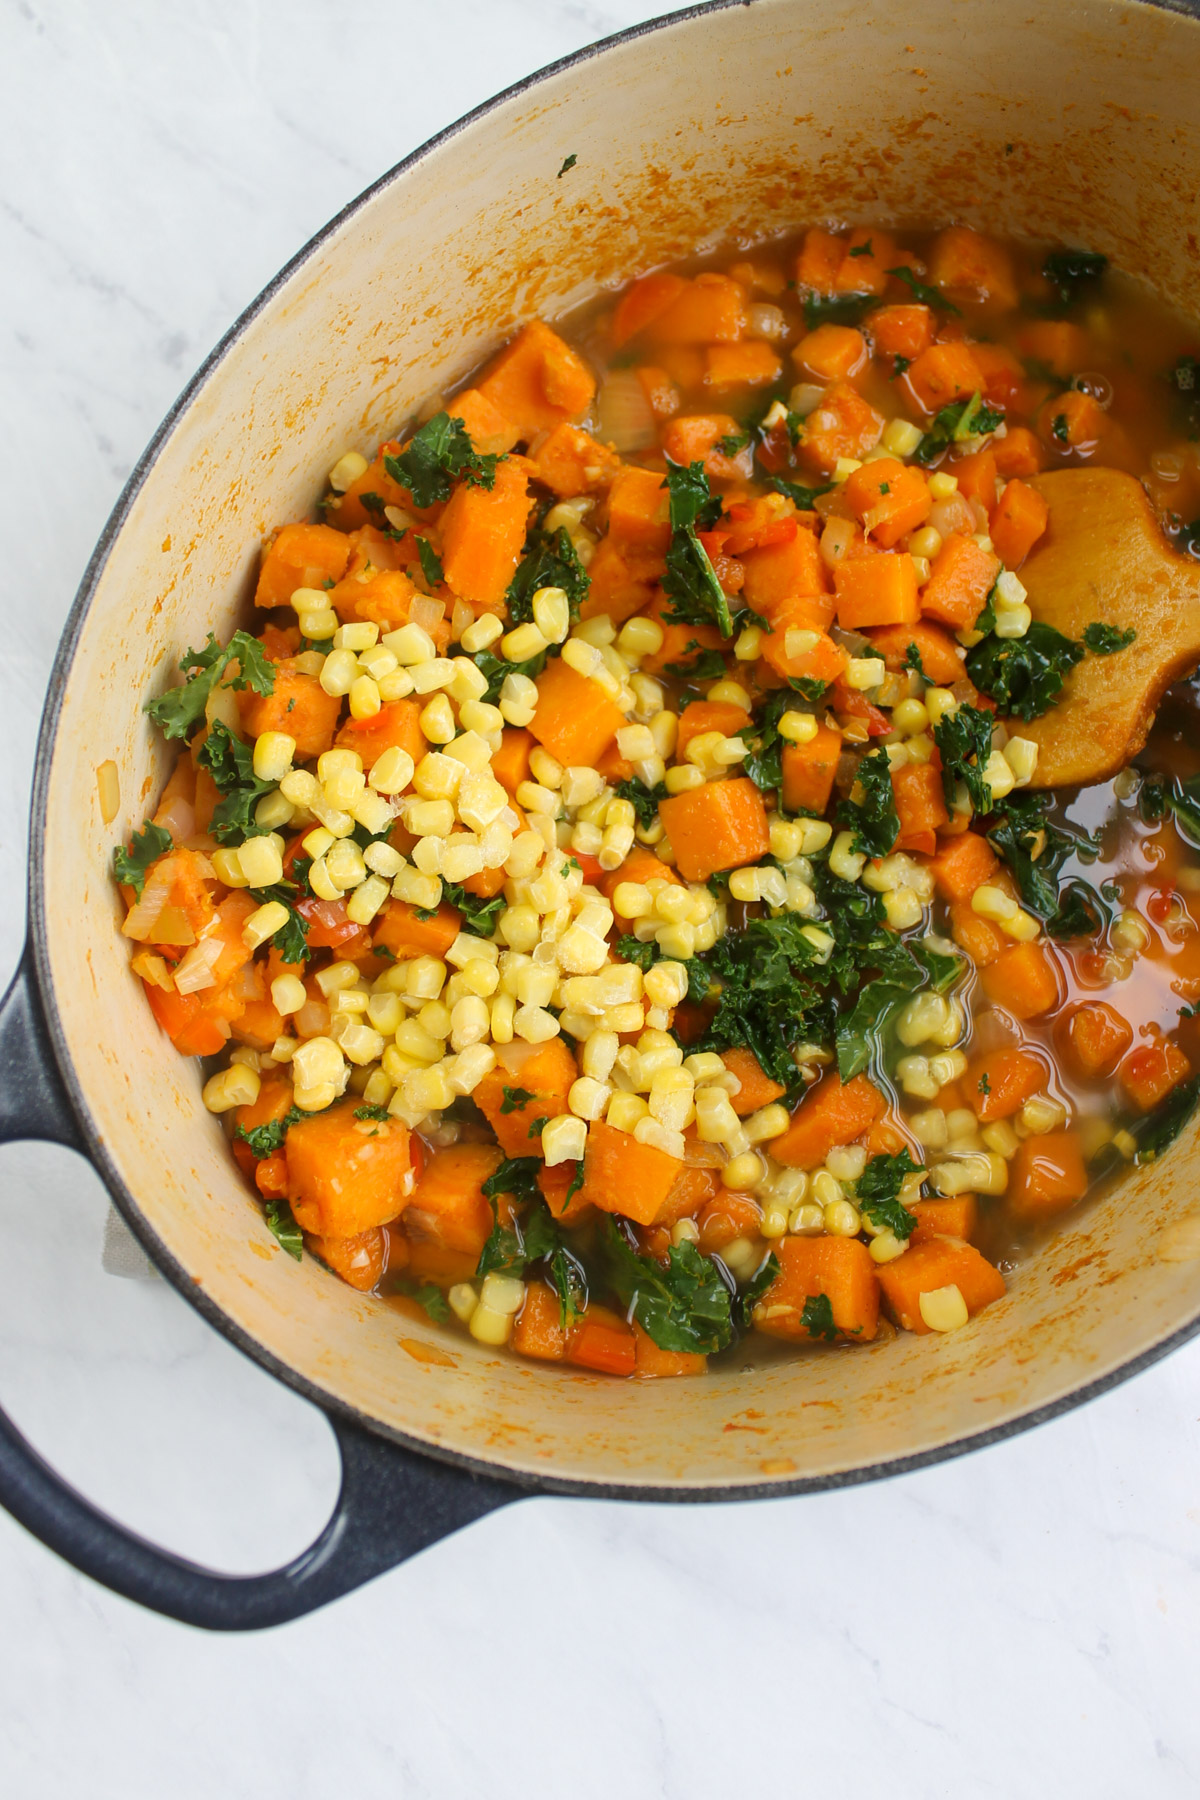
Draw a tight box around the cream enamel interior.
[39,0,1200,1491]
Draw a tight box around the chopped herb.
[500,1086,536,1114]
[1051,412,1070,444]
[1042,249,1108,307]
[247,886,311,963]
[738,1252,781,1329]
[562,1164,585,1208]
[694,912,829,1089]
[854,1149,923,1240]
[471,645,547,704]
[848,239,874,258]
[354,1103,391,1123]
[415,535,444,588]
[978,1073,991,1095]
[413,1283,452,1323]
[914,391,1006,465]
[196,720,277,845]
[506,525,589,625]
[966,621,1085,720]
[264,1197,303,1261]
[788,676,829,703]
[716,429,752,457]
[837,746,900,858]
[359,491,386,516]
[145,630,275,742]
[557,153,577,178]
[481,1156,543,1208]
[836,974,922,1082]
[886,264,960,313]
[603,1220,733,1355]
[893,354,912,377]
[112,820,172,898]
[1047,880,1110,940]
[800,1292,839,1341]
[527,1117,550,1141]
[932,702,995,815]
[1083,623,1136,655]
[384,411,501,509]
[236,1107,305,1159]
[911,939,965,992]
[1139,772,1200,848]
[661,459,733,639]
[614,777,666,829]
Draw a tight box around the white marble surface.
[2,2,1200,1792]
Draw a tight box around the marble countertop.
[2,2,1199,1793]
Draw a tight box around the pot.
[4,0,1200,1632]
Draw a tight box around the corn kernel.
[460,613,504,653]
[202,1065,261,1113]
[502,622,549,663]
[319,648,359,697]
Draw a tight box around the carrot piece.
[676,699,752,760]
[255,522,351,607]
[1119,1039,1192,1112]
[722,1047,787,1117]
[529,657,625,767]
[439,456,530,611]
[238,663,342,761]
[951,447,999,509]
[1017,320,1090,380]
[929,830,997,901]
[490,727,535,797]
[648,272,747,346]
[637,595,725,677]
[798,380,885,472]
[334,698,424,774]
[512,1280,570,1361]
[949,898,1008,966]
[537,1162,596,1226]
[772,1072,885,1169]
[990,479,1049,569]
[752,1236,880,1342]
[474,1038,578,1157]
[568,1317,637,1377]
[286,1100,415,1238]
[965,1047,1048,1121]
[631,1321,706,1378]
[402,1142,503,1257]
[834,552,920,629]
[305,1228,387,1292]
[657,777,771,883]
[909,1196,978,1244]
[1007,1131,1089,1222]
[981,941,1062,1019]
[792,324,866,382]
[844,458,932,548]
[795,227,846,294]
[781,721,843,815]
[869,304,935,360]
[892,760,949,851]
[867,621,965,685]
[696,1190,762,1252]
[906,342,988,413]
[758,613,847,687]
[475,320,596,439]
[919,532,1001,631]
[876,1235,1006,1332]
[1038,388,1106,449]
[993,425,1044,479]
[578,1117,683,1228]
[927,227,1017,308]
[705,341,782,389]
[612,273,689,348]
[373,898,462,962]
[446,386,522,456]
[605,466,671,558]
[659,412,753,483]
[1060,1002,1134,1080]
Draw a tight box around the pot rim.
[26,0,1200,1503]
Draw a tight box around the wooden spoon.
[1010,467,1200,788]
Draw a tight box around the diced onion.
[596,369,656,454]
[153,795,195,843]
[410,594,446,636]
[173,937,225,994]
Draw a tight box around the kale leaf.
[854,1149,923,1239]
[481,1156,543,1208]
[436,881,507,936]
[1083,623,1136,655]
[113,821,173,898]
[1047,880,1110,940]
[500,1086,536,1114]
[145,630,275,742]
[932,702,995,815]
[987,792,1099,919]
[1138,772,1200,848]
[662,459,733,638]
[767,475,834,510]
[1042,249,1108,307]
[663,647,729,681]
[236,1107,305,1159]
[914,391,1006,466]
[506,525,590,625]
[738,1252,781,1330]
[614,777,667,829]
[800,1293,839,1341]
[695,913,828,1088]
[247,886,311,962]
[196,719,276,845]
[354,1103,392,1123]
[415,536,444,588]
[603,1219,733,1354]
[966,621,1085,719]
[264,1197,303,1261]
[803,293,875,330]
[743,690,803,794]
[886,264,960,313]
[470,645,548,704]
[837,746,899,858]
[384,411,501,508]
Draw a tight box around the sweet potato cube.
[752,1236,879,1342]
[286,1101,416,1238]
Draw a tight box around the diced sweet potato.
[475,320,596,439]
[578,1118,683,1228]
[286,1100,416,1238]
[909,1196,978,1244]
[876,1236,1006,1332]
[752,1236,879,1342]
[1119,1039,1192,1112]
[722,1047,787,1118]
[657,778,771,883]
[772,1073,885,1169]
[239,664,342,761]
[966,1047,1048,1122]
[402,1142,504,1258]
[306,1228,387,1292]
[1060,1002,1134,1080]
[474,1038,578,1157]
[1006,1131,1088,1222]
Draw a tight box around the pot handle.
[0,950,526,1628]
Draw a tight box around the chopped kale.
[236,1107,305,1159]
[436,880,507,936]
[694,913,829,1089]
[932,702,995,815]
[415,535,444,588]
[556,153,577,178]
[661,459,733,638]
[966,621,1085,720]
[196,720,276,845]
[603,1220,733,1355]
[264,1197,303,1261]
[1042,249,1108,307]
[743,690,803,794]
[506,525,590,625]
[247,887,311,963]
[716,429,752,457]
[854,1149,923,1239]
[112,821,172,898]
[1134,1074,1200,1163]
[1138,772,1200,848]
[500,1086,536,1114]
[358,491,386,516]
[767,475,834,510]
[803,293,874,330]
[1082,623,1136,655]
[800,1292,839,1341]
[886,264,960,313]
[471,645,548,704]
[384,411,501,509]
[1051,412,1070,445]
[1047,880,1110,940]
[987,792,1097,919]
[914,391,1006,465]
[354,1103,392,1123]
[526,1117,550,1141]
[663,647,729,681]
[911,939,965,993]
[481,1156,543,1209]
[903,641,928,682]
[145,630,275,742]
[738,1252,781,1330]
[837,746,900,859]
[614,777,667,829]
